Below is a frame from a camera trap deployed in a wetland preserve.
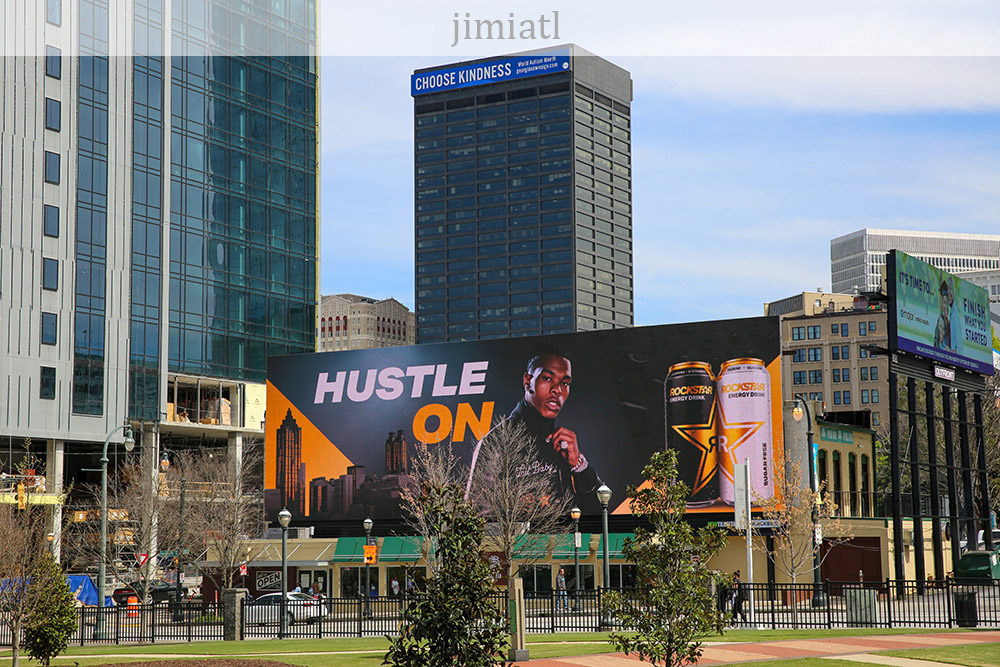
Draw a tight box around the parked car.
[245,592,324,627]
[112,580,188,605]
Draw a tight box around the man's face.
[524,354,572,419]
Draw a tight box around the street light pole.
[570,507,581,611]
[278,508,292,639]
[596,484,612,630]
[363,517,373,618]
[96,424,134,640]
[793,397,826,607]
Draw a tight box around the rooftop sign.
[412,48,570,96]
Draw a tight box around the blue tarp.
[67,575,111,607]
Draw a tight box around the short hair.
[525,344,571,374]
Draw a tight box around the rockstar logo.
[672,403,719,495]
[715,415,764,484]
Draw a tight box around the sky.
[317,2,1000,326]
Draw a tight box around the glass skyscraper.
[412,45,633,344]
[0,0,318,545]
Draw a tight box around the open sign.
[256,570,281,591]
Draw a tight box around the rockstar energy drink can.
[665,361,718,507]
[717,358,774,506]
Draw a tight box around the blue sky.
[318,5,1000,326]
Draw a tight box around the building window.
[871,389,879,404]
[41,312,57,345]
[793,371,806,385]
[44,151,60,183]
[868,320,876,332]
[859,321,867,336]
[40,367,56,399]
[44,204,59,237]
[861,389,869,404]
[790,348,806,363]
[833,369,841,383]
[791,326,805,341]
[42,258,58,290]
[860,367,868,381]
[869,366,878,381]
[45,45,62,78]
[840,345,850,360]
[808,347,822,362]
[807,325,821,339]
[842,368,850,382]
[840,323,849,337]
[46,0,61,25]
[830,324,838,334]
[843,390,851,405]
[808,369,823,384]
[45,98,61,131]
[859,347,868,358]
[831,346,840,360]
[872,412,880,426]
[833,391,842,405]
[809,392,823,401]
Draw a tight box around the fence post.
[825,580,832,629]
[550,591,555,633]
[770,587,775,630]
[884,578,893,628]
[149,602,156,643]
[946,577,953,628]
[357,594,363,638]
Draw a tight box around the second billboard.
[265,317,784,521]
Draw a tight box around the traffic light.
[16,482,26,510]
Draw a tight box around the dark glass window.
[44,205,59,237]
[40,367,56,399]
[41,312,58,345]
[45,46,62,78]
[46,0,61,25]
[42,258,58,290]
[44,151,60,183]
[45,98,61,131]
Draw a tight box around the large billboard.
[411,48,570,96]
[888,250,994,376]
[265,317,784,522]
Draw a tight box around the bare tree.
[0,452,67,667]
[61,451,179,604]
[467,418,572,593]
[752,457,852,627]
[400,441,465,576]
[983,375,1000,518]
[183,444,264,595]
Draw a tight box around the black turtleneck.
[509,398,602,515]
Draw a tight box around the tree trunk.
[790,571,798,629]
[11,617,21,667]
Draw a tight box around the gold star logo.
[715,417,764,484]
[672,404,719,495]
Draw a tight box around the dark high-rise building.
[275,409,304,517]
[385,429,408,474]
[411,45,633,343]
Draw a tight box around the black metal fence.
[4,579,999,646]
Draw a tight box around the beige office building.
[318,294,415,351]
[765,292,889,428]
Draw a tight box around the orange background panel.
[265,381,354,516]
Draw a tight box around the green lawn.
[878,643,1000,667]
[0,628,992,667]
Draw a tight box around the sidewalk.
[516,630,1000,666]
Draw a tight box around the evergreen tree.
[606,450,727,667]
[24,551,77,667]
[385,482,508,667]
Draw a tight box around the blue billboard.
[412,48,571,96]
[889,250,994,376]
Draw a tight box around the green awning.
[332,536,364,562]
[378,536,424,562]
[552,533,592,559]
[596,533,631,560]
[513,534,550,559]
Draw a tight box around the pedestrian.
[391,577,400,598]
[731,570,747,624]
[716,574,729,615]
[555,567,568,612]
[370,584,377,598]
[405,577,415,599]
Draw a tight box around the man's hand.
[548,427,581,468]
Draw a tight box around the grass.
[878,644,1000,667]
[1,628,994,666]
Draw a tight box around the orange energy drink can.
[665,361,718,507]
[717,358,774,506]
